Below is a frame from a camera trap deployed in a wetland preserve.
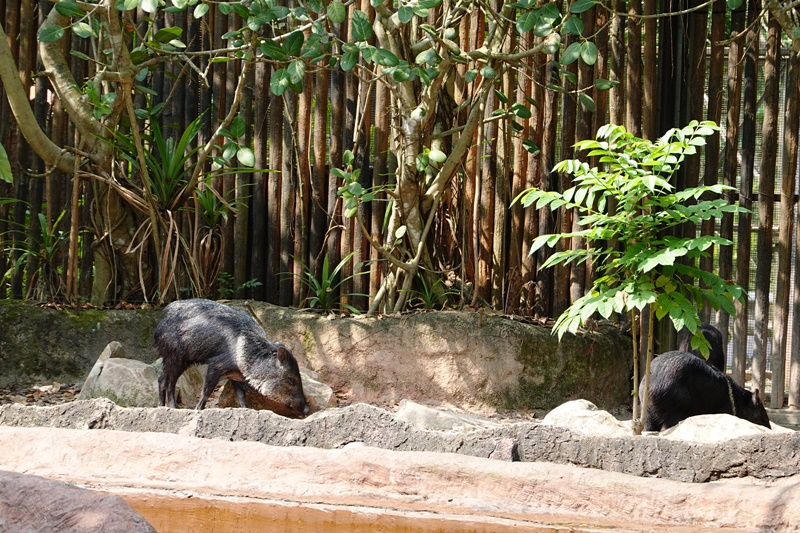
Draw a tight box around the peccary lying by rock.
[642,350,770,431]
[155,299,308,415]
[677,323,726,372]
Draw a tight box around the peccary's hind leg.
[231,381,248,408]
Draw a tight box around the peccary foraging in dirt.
[155,299,308,415]
[641,350,770,431]
[677,323,726,372]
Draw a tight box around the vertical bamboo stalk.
[729,2,754,385]
[699,0,726,324]
[641,0,656,139]
[754,13,779,404]
[250,60,269,301]
[775,51,799,408]
[267,68,284,303]
[312,64,330,270]
[625,0,642,137]
[295,72,313,305]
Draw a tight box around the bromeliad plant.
[514,121,747,434]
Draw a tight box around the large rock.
[0,469,156,532]
[78,343,159,407]
[0,300,633,411]
[2,426,800,532]
[542,399,631,437]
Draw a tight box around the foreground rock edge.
[1,425,799,532]
[2,399,800,483]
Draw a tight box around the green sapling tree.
[514,121,747,434]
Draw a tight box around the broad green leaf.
[327,0,346,22]
[578,92,595,112]
[340,43,359,72]
[115,0,139,11]
[415,48,438,66]
[73,22,95,39]
[595,78,619,90]
[429,149,447,163]
[343,150,355,167]
[39,25,65,42]
[373,48,399,66]
[562,16,584,35]
[561,42,581,65]
[55,1,85,18]
[269,68,291,95]
[261,39,287,60]
[517,10,538,34]
[398,6,414,23]
[229,115,246,138]
[569,0,598,13]
[141,0,158,13]
[351,9,372,41]
[193,3,209,17]
[237,146,255,167]
[283,31,304,56]
[512,103,532,119]
[464,69,478,84]
[580,41,598,65]
[0,143,12,184]
[155,27,182,43]
[480,65,496,79]
[306,0,325,14]
[287,59,306,84]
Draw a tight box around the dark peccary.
[155,299,308,415]
[641,350,770,431]
[677,323,726,372]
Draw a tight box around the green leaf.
[287,59,306,84]
[0,143,12,184]
[429,149,447,163]
[55,1,85,18]
[373,48,399,66]
[569,0,598,13]
[72,22,95,39]
[38,25,65,43]
[727,0,743,8]
[237,146,255,167]
[141,0,158,13]
[306,0,325,14]
[340,43,359,72]
[562,16,584,35]
[464,69,478,84]
[480,65,496,79]
[516,10,538,34]
[269,68,291,95]
[155,27,183,43]
[193,3,209,18]
[595,78,619,90]
[578,92,596,112]
[512,103,532,119]
[580,41,598,65]
[351,9,372,41]
[562,42,581,65]
[229,115,246,138]
[261,39,287,60]
[343,150,355,167]
[283,31,304,56]
[398,6,414,23]
[327,1,346,24]
[115,0,139,11]
[415,48,438,66]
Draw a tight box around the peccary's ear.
[277,346,288,363]
[753,388,761,406]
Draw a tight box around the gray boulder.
[0,469,156,532]
[78,342,159,407]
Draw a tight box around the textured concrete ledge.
[1,425,799,532]
[2,399,800,483]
